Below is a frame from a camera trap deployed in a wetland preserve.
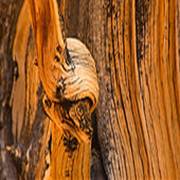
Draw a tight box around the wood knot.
[58,38,99,112]
[42,38,99,113]
[42,38,99,141]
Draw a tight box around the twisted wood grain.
[41,38,99,179]
[43,38,99,141]
[28,0,99,179]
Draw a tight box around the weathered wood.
[12,1,51,178]
[28,0,99,179]
[0,0,23,179]
[64,0,180,179]
[1,0,180,179]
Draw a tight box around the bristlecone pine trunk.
[0,0,180,180]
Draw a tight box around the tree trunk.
[0,0,180,180]
[63,0,180,179]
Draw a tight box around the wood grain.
[28,0,99,179]
[1,0,179,179]
[64,0,180,179]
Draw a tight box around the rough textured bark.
[0,1,23,179]
[0,0,180,180]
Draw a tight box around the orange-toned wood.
[27,0,99,179]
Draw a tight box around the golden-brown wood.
[27,0,99,179]
[64,0,180,179]
[1,0,179,179]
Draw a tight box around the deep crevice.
[91,111,108,180]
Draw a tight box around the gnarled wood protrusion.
[43,38,99,179]
[28,0,99,179]
[43,38,99,140]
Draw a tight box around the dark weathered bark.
[0,1,23,179]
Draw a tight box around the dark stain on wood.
[63,135,78,152]
[135,0,150,62]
